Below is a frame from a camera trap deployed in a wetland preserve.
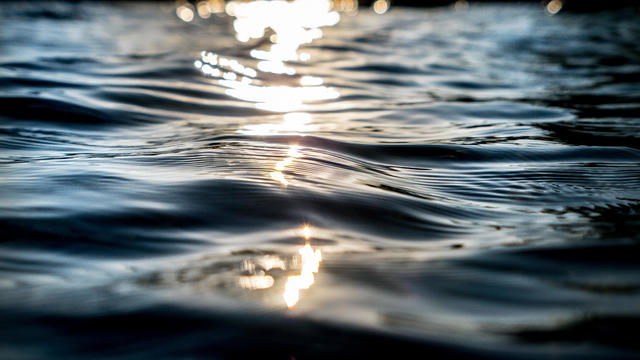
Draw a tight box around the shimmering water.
[1,1,639,359]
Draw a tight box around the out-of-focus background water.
[1,1,639,358]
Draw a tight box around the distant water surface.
[1,1,639,359]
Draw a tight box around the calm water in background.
[1,1,639,359]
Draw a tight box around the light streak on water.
[193,0,341,112]
[269,144,302,187]
[283,230,322,307]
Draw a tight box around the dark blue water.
[1,1,639,359]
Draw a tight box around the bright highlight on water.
[1,0,639,358]
[283,226,322,307]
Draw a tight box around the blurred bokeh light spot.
[176,3,195,22]
[373,0,389,14]
[546,0,563,15]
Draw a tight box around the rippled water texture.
[1,1,640,359]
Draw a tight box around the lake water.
[1,1,639,359]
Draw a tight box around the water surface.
[1,1,639,359]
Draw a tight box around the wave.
[1,2,639,359]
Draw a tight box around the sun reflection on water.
[195,50,339,112]
[228,0,339,71]
[269,144,301,187]
[188,1,331,308]
[193,0,342,113]
[235,225,323,308]
[238,272,275,290]
[283,226,322,307]
[240,112,313,136]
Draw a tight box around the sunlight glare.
[229,0,339,74]
[268,144,302,187]
[300,75,324,86]
[195,0,341,113]
[283,240,322,307]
